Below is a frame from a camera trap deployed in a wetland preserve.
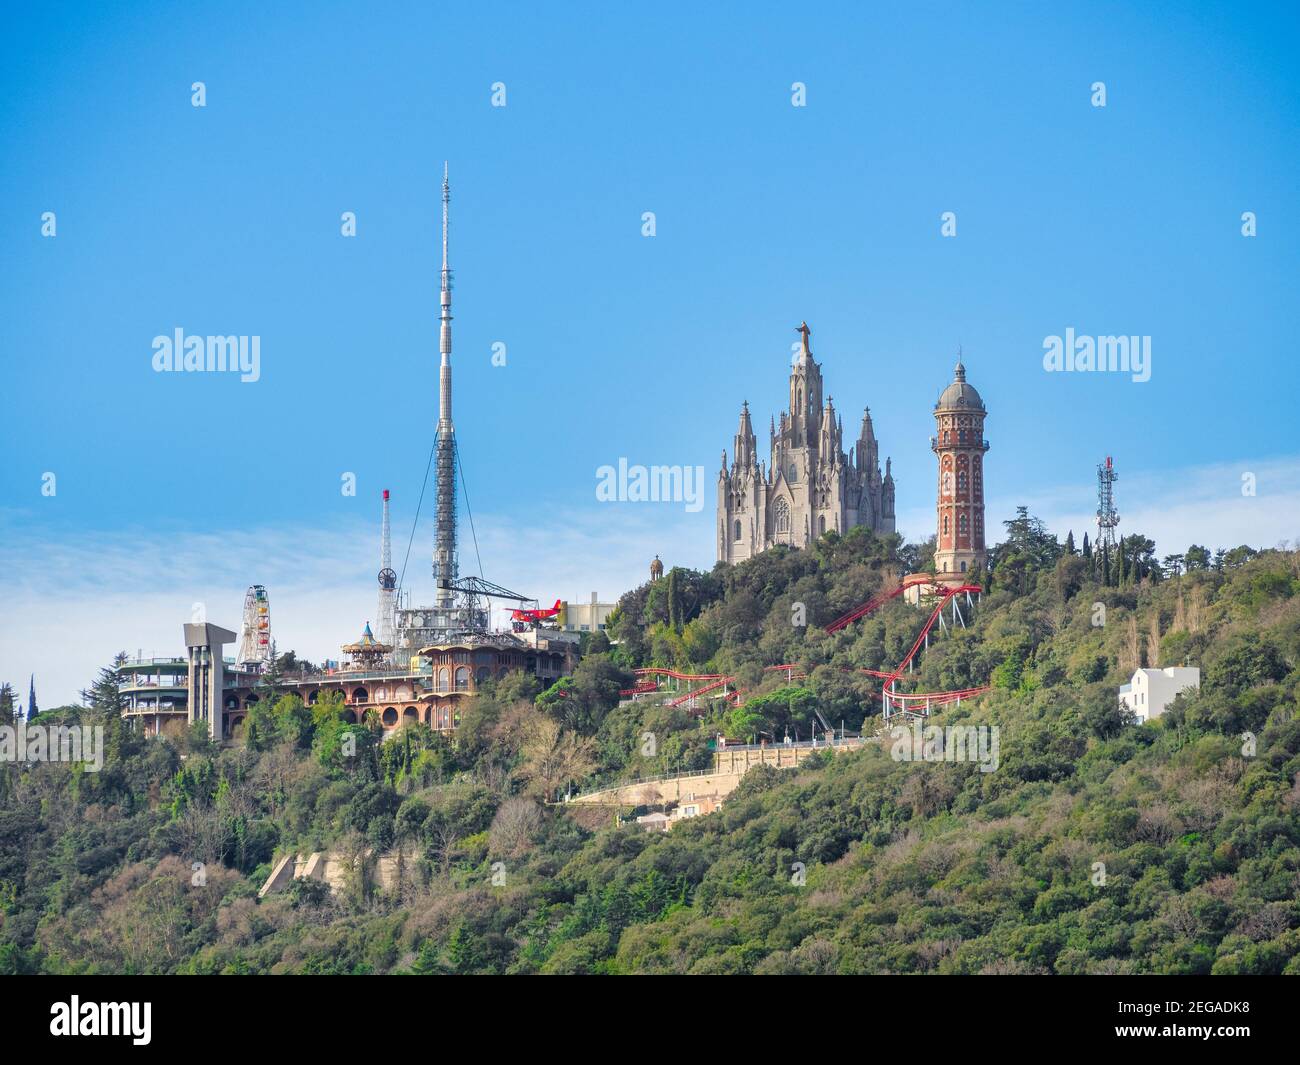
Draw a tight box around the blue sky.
[2,1,1299,705]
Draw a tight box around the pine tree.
[0,683,15,727]
[82,652,128,714]
[80,652,136,765]
[259,640,290,706]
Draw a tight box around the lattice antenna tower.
[1096,455,1120,552]
[433,162,459,607]
[377,489,397,648]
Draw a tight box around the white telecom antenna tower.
[433,162,459,609]
[376,489,397,649]
[237,585,272,668]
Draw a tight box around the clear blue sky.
[2,1,1298,704]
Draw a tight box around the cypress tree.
[666,569,681,631]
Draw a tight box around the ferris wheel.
[237,585,272,668]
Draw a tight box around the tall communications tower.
[433,162,458,608]
[392,166,532,656]
[376,489,396,649]
[1096,456,1120,552]
[237,585,272,668]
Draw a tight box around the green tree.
[245,693,313,751]
[537,656,630,734]
[81,652,129,714]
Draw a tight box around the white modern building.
[1119,666,1201,723]
[562,592,616,633]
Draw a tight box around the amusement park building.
[121,624,574,742]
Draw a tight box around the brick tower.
[931,356,989,581]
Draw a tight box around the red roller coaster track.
[618,579,990,722]
[824,583,913,633]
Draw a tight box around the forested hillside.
[2,518,1299,975]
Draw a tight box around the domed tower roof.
[649,554,664,581]
[935,356,985,410]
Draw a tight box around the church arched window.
[733,519,742,541]
[788,463,798,483]
[774,497,790,535]
[818,515,826,536]
[942,515,949,536]
[957,469,968,492]
[959,513,969,535]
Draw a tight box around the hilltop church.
[717,323,895,564]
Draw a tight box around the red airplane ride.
[509,599,562,624]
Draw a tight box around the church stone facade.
[717,323,895,564]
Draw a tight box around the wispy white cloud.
[4,455,1297,708]
[0,503,712,708]
[897,454,1300,555]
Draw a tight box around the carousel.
[340,622,393,670]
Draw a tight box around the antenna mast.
[391,166,533,656]
[433,162,459,608]
[1096,456,1120,552]
[377,489,397,650]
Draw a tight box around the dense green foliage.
[2,521,1299,974]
